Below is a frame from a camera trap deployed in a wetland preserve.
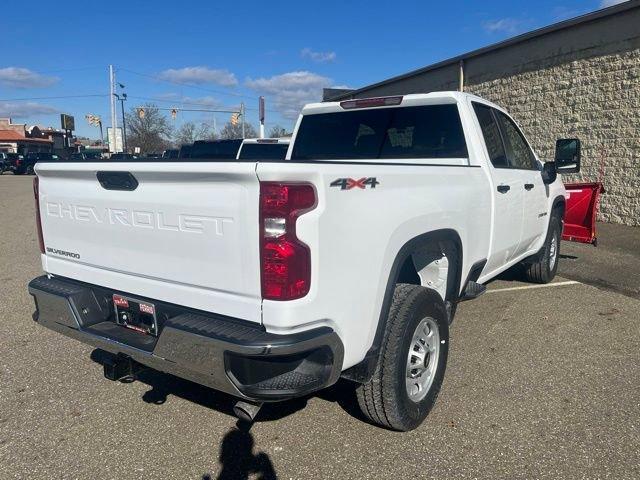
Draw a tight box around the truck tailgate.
[36,162,262,323]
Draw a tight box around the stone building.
[327,1,640,226]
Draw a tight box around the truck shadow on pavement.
[90,349,366,479]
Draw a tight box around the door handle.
[524,183,535,191]
[497,185,510,194]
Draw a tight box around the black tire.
[524,214,562,284]
[356,284,449,431]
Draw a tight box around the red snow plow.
[563,182,605,246]
[554,139,606,247]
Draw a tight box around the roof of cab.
[300,91,493,116]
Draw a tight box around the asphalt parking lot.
[1,174,638,479]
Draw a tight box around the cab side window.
[494,111,538,170]
[473,103,508,168]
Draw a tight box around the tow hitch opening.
[101,353,146,383]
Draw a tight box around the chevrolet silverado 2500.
[29,92,580,431]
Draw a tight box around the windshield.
[238,143,289,160]
[291,104,467,160]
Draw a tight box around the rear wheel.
[356,284,449,431]
[524,214,562,284]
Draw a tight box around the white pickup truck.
[29,92,581,431]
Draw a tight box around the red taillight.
[340,95,403,110]
[260,182,316,301]
[33,176,45,254]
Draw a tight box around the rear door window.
[291,104,468,160]
[472,103,509,168]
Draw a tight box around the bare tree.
[175,121,215,145]
[268,125,289,138]
[125,104,173,154]
[219,121,258,140]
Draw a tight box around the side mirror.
[554,138,581,174]
[542,162,557,185]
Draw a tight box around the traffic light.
[230,112,240,126]
[171,108,178,120]
[85,114,101,126]
[137,108,145,119]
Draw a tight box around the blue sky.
[0,0,626,139]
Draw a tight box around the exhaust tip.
[233,401,263,423]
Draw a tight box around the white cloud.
[301,48,337,63]
[181,96,222,107]
[157,93,222,108]
[0,67,58,88]
[600,0,627,7]
[0,102,57,118]
[245,71,332,120]
[483,18,523,34]
[158,66,238,87]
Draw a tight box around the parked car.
[190,139,242,159]
[162,149,179,159]
[178,144,192,159]
[70,153,89,161]
[70,152,104,161]
[0,153,12,173]
[28,92,580,431]
[109,152,137,160]
[1,153,22,173]
[15,152,58,174]
[236,138,290,160]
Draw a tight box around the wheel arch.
[552,195,566,220]
[341,228,463,383]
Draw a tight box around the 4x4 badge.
[330,177,379,190]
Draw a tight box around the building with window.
[327,1,640,226]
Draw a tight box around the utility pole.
[259,96,265,139]
[109,65,119,152]
[240,102,245,139]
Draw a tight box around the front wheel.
[356,284,449,431]
[524,214,562,284]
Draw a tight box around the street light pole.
[120,94,127,152]
[113,92,128,153]
[109,65,118,152]
[240,102,245,139]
